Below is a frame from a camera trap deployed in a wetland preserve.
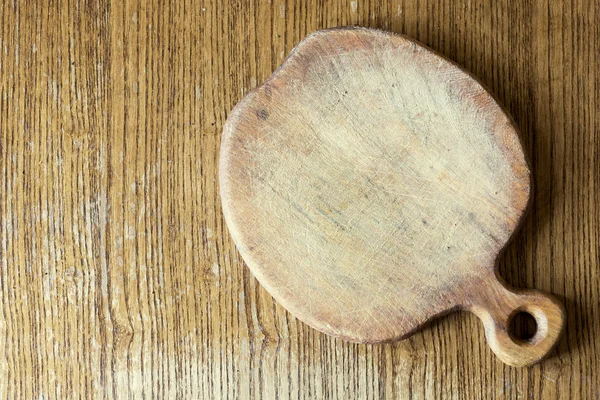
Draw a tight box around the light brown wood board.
[220,27,565,368]
[0,0,599,398]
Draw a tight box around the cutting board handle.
[468,275,566,367]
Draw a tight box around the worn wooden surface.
[220,27,565,368]
[0,0,598,398]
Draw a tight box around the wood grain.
[0,0,598,398]
[220,27,564,368]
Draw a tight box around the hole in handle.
[508,310,537,342]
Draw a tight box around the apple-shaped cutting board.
[220,27,565,367]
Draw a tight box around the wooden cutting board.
[219,27,565,367]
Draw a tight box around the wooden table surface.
[1,0,598,399]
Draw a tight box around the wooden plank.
[0,0,598,398]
